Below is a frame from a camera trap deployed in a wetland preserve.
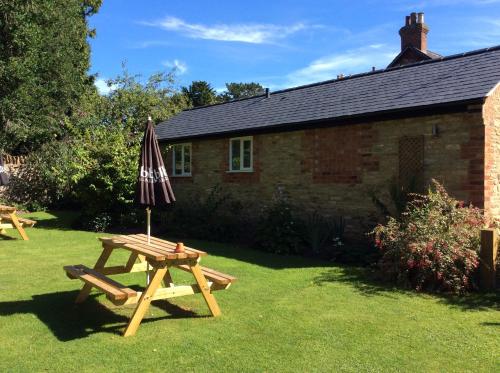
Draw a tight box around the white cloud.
[143,16,308,44]
[285,45,398,87]
[94,78,116,96]
[162,59,188,74]
[394,0,500,8]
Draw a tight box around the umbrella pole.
[147,207,151,244]
[146,207,151,284]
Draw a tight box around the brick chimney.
[399,12,429,53]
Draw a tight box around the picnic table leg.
[124,265,168,337]
[75,245,114,304]
[190,261,221,317]
[163,268,174,288]
[9,213,29,241]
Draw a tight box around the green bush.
[71,127,141,230]
[371,180,485,294]
[255,189,303,255]
[302,212,345,258]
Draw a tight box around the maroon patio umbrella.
[135,116,175,245]
[0,154,9,186]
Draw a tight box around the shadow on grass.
[0,233,16,240]
[0,290,206,341]
[314,266,500,312]
[26,210,79,230]
[165,236,338,270]
[29,210,338,270]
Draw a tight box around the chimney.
[265,88,271,98]
[399,12,429,52]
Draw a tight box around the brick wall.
[163,109,486,236]
[483,84,500,222]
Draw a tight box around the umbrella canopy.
[135,117,175,208]
[0,155,10,186]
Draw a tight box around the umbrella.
[135,116,175,282]
[0,154,10,186]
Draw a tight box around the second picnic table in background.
[0,205,36,240]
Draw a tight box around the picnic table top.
[0,205,16,213]
[99,234,207,261]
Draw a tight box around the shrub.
[370,176,419,219]
[255,189,302,255]
[371,180,485,294]
[71,127,141,229]
[302,212,345,258]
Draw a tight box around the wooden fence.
[2,154,26,166]
[480,229,499,290]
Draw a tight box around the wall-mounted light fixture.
[432,124,439,137]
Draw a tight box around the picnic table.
[0,205,36,240]
[64,234,236,337]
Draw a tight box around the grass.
[0,211,498,372]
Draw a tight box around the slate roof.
[156,46,500,141]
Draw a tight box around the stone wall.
[483,83,500,222]
[162,109,486,236]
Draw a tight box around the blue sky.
[90,0,500,94]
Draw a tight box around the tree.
[182,81,217,107]
[0,0,102,154]
[219,82,264,102]
[90,68,189,135]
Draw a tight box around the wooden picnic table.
[64,234,236,337]
[0,205,36,240]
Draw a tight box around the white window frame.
[229,136,253,172]
[172,143,192,176]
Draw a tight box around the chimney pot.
[410,12,417,24]
[265,88,270,98]
[405,16,410,26]
[417,12,424,24]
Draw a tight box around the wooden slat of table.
[0,205,16,213]
[134,234,207,256]
[99,237,168,260]
[117,235,196,259]
[125,234,201,259]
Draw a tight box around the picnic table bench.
[64,234,236,337]
[0,205,36,240]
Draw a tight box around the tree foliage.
[7,69,188,229]
[182,80,217,107]
[0,0,102,154]
[89,68,188,134]
[219,82,264,102]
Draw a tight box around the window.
[172,143,192,176]
[229,136,253,172]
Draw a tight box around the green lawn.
[0,211,498,372]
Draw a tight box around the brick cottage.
[155,13,500,236]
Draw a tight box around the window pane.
[243,140,251,168]
[174,146,182,175]
[183,145,191,173]
[231,140,241,170]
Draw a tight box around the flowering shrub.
[371,180,485,294]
